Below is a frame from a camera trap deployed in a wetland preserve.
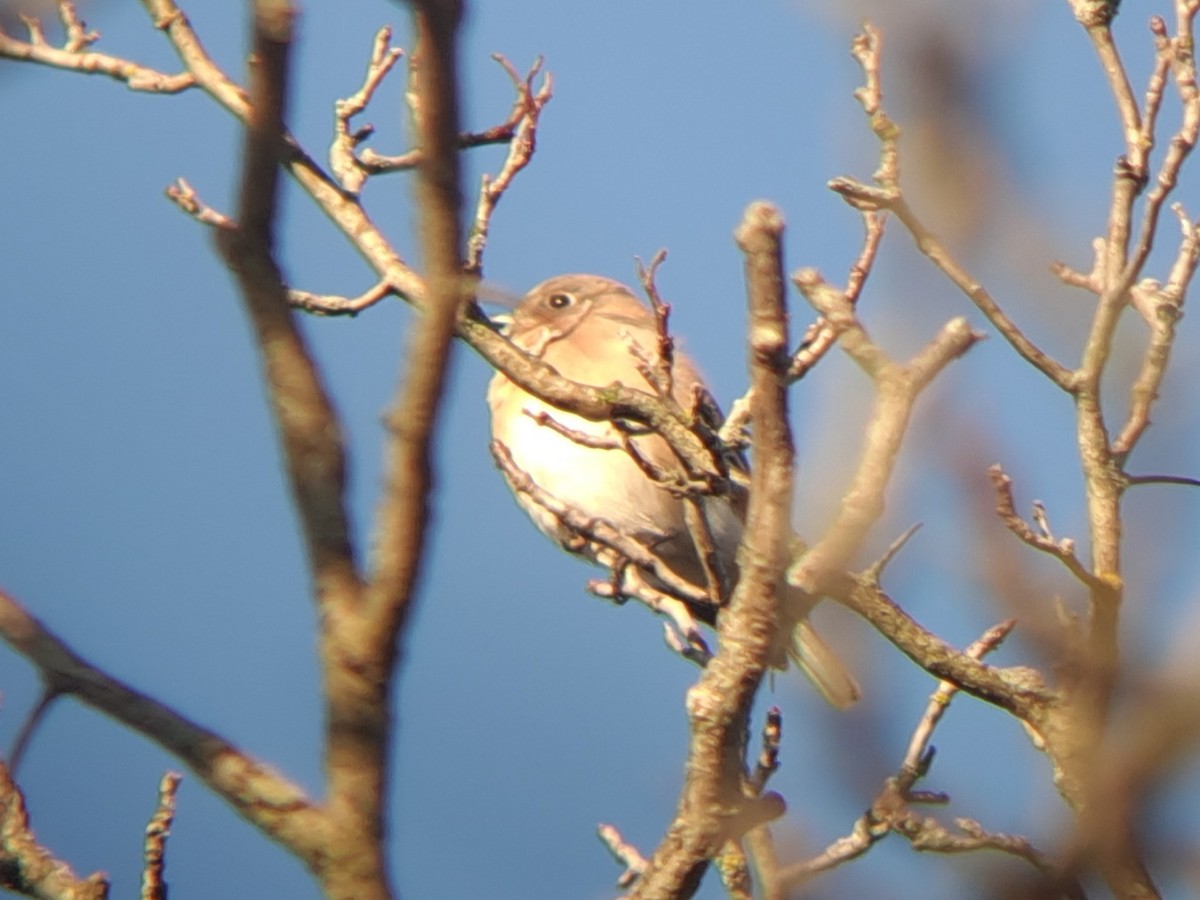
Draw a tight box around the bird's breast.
[487,374,685,544]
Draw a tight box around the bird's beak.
[476,282,519,335]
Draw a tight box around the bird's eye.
[547,292,575,310]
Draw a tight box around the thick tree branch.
[630,202,794,898]
[364,0,466,635]
[214,3,360,610]
[828,576,1053,724]
[212,6,390,897]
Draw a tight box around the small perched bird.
[487,274,859,707]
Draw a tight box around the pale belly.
[488,378,743,586]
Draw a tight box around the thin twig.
[1125,472,1200,488]
[787,209,887,382]
[598,823,648,889]
[862,522,923,586]
[362,54,548,180]
[989,464,1105,591]
[139,0,429,304]
[288,281,394,316]
[520,408,698,494]
[7,686,60,774]
[900,621,1017,778]
[835,23,1075,393]
[722,205,887,447]
[165,178,235,229]
[0,4,195,92]
[464,55,552,274]
[140,772,182,900]
[682,497,728,606]
[635,249,676,400]
[747,706,782,796]
[831,180,1077,392]
[329,26,404,194]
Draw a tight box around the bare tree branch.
[287,281,396,316]
[988,464,1105,591]
[329,26,405,194]
[0,747,108,900]
[363,0,467,636]
[463,55,553,274]
[3,5,1199,898]
[0,589,326,864]
[137,0,429,303]
[787,267,980,597]
[140,772,181,900]
[720,207,886,450]
[200,5,389,896]
[829,575,1053,724]
[830,23,1077,392]
[0,6,195,92]
[8,686,59,775]
[630,202,795,898]
[781,621,1079,895]
[214,2,359,610]
[597,823,648,890]
[1112,210,1198,456]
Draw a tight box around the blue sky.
[2,1,1199,898]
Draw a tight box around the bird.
[487,274,859,707]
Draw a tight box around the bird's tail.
[787,619,861,709]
